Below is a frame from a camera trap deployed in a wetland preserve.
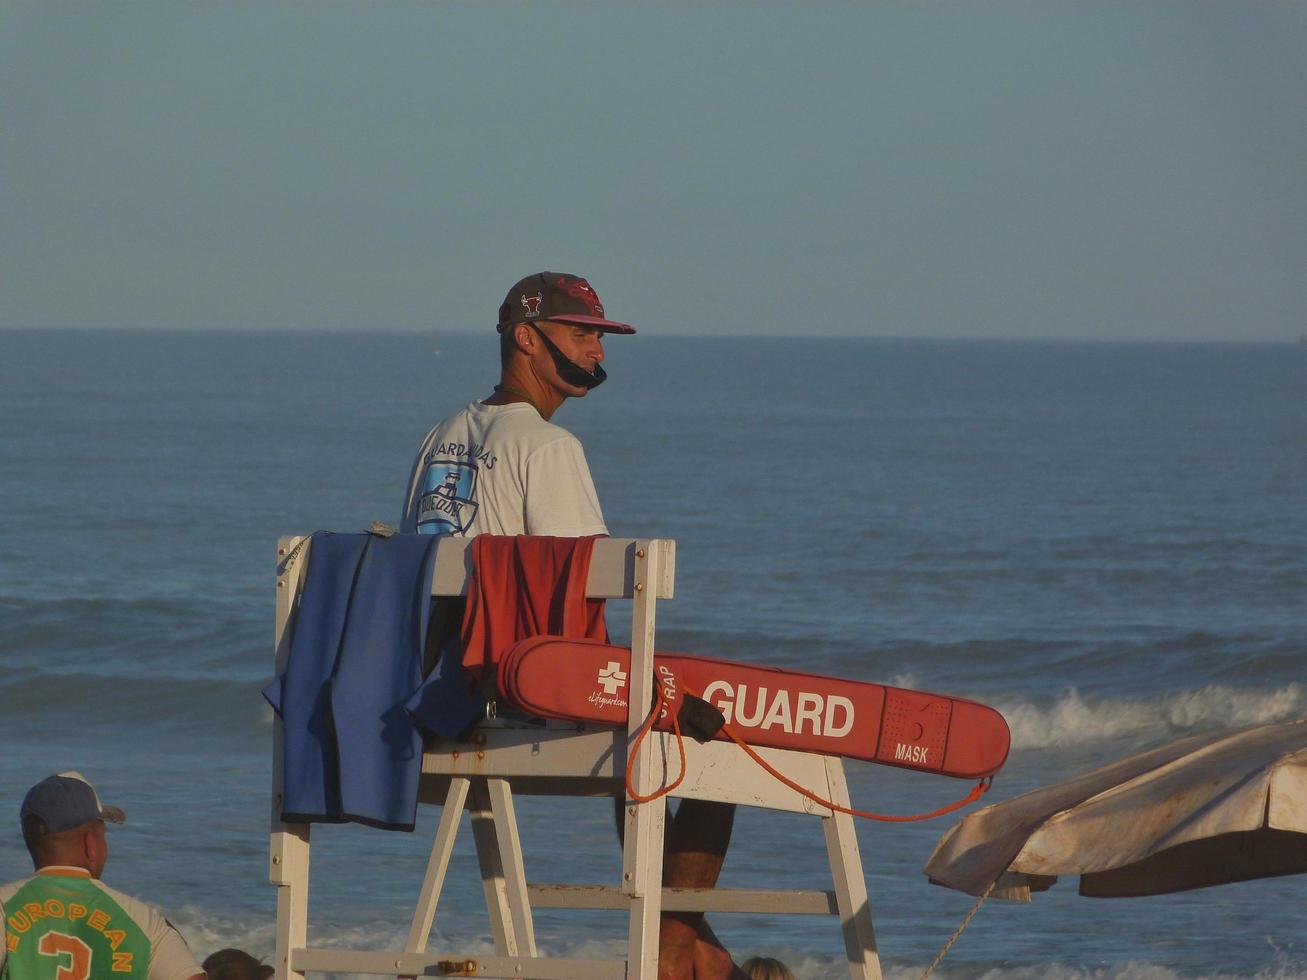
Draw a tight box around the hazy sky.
[3,2,1305,340]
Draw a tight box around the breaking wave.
[999,684,1305,750]
[907,965,1307,980]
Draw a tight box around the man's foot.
[657,912,700,980]
[691,919,751,980]
[656,914,750,980]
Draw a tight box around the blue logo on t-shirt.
[417,462,479,535]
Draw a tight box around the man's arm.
[523,437,608,536]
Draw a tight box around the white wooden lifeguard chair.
[270,536,881,979]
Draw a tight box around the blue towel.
[331,533,439,830]
[404,629,486,740]
[263,531,440,831]
[263,532,366,824]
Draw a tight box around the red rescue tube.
[497,636,1010,780]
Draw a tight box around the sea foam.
[999,684,1304,749]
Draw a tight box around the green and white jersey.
[0,868,200,980]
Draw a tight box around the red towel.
[461,535,609,687]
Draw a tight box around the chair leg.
[822,757,882,980]
[271,823,310,980]
[622,795,667,980]
[485,777,538,956]
[470,778,536,957]
[406,778,471,952]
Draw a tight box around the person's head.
[495,271,635,403]
[202,948,275,980]
[741,956,796,980]
[20,771,125,877]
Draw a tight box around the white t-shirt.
[401,402,607,537]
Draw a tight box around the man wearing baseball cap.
[401,271,635,538]
[400,273,748,978]
[0,772,204,980]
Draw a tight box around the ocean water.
[1,329,1304,979]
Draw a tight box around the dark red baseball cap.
[496,272,636,335]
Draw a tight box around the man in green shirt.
[0,772,204,980]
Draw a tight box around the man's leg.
[657,800,739,980]
[614,798,743,979]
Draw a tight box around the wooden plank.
[420,774,624,802]
[486,778,537,956]
[274,878,307,980]
[469,781,519,956]
[405,778,470,952]
[271,537,311,980]
[420,728,837,815]
[822,756,882,980]
[622,541,665,980]
[665,740,836,814]
[527,884,838,914]
[269,536,311,884]
[429,536,675,599]
[420,728,626,780]
[292,948,626,979]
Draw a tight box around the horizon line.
[0,323,1300,346]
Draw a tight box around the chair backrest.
[274,534,678,785]
[425,535,677,600]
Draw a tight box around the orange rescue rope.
[623,676,687,803]
[624,678,991,820]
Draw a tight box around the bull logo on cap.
[520,292,543,317]
[557,276,605,317]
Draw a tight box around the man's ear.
[512,322,539,354]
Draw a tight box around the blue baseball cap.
[21,772,126,836]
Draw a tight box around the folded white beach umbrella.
[923,717,1307,901]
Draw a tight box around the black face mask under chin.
[531,325,607,390]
